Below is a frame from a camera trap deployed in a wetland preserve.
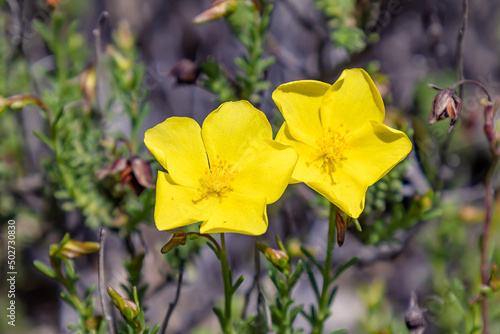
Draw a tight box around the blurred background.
[1,0,500,333]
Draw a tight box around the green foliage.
[314,0,372,54]
[34,234,104,334]
[108,286,160,334]
[201,59,238,103]
[200,0,275,105]
[357,279,409,333]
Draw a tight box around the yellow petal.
[144,117,208,187]
[344,121,412,186]
[231,138,298,204]
[202,101,272,166]
[308,166,367,218]
[320,68,385,130]
[272,80,330,146]
[200,192,268,235]
[154,171,213,230]
[276,122,321,183]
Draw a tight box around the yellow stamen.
[311,124,350,183]
[195,155,237,202]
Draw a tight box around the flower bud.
[45,0,62,9]
[335,209,352,247]
[193,0,239,24]
[169,60,200,84]
[161,232,187,254]
[79,65,96,110]
[50,233,99,259]
[115,20,135,51]
[489,264,500,291]
[107,45,132,72]
[107,287,140,321]
[256,241,290,275]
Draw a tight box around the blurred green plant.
[196,0,275,105]
[357,279,410,333]
[314,0,374,54]
[108,286,160,334]
[258,236,305,334]
[34,233,105,334]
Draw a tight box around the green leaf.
[32,130,53,149]
[289,259,304,288]
[333,257,358,280]
[231,275,245,295]
[300,246,322,272]
[327,285,338,307]
[150,324,160,334]
[33,260,57,279]
[206,241,220,259]
[303,262,320,300]
[329,329,348,334]
[290,305,303,323]
[213,306,225,328]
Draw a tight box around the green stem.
[219,233,234,334]
[313,203,336,334]
[278,274,292,334]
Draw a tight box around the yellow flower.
[274,68,412,218]
[144,101,298,235]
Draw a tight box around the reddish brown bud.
[169,60,200,84]
[130,157,155,189]
[192,0,239,24]
[96,156,154,196]
[428,85,462,133]
[335,209,352,247]
[161,232,187,254]
[256,241,290,275]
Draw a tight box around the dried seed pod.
[335,209,352,247]
[428,86,462,133]
[169,59,200,84]
[404,291,426,334]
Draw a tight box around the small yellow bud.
[257,241,290,275]
[115,20,135,51]
[107,45,132,72]
[193,0,239,24]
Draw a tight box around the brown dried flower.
[428,85,462,133]
[96,156,155,196]
[169,59,200,84]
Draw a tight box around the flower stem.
[219,233,234,334]
[313,203,336,334]
[480,157,498,334]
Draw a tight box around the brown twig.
[480,154,497,334]
[98,228,116,334]
[455,0,468,98]
[437,0,468,188]
[160,266,184,334]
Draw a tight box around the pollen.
[311,124,350,181]
[196,155,238,202]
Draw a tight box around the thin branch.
[480,157,497,334]
[242,240,262,319]
[160,266,184,334]
[98,228,116,334]
[455,0,468,98]
[438,0,468,188]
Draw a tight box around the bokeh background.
[1,0,500,333]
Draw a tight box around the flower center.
[311,124,350,181]
[196,155,238,202]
